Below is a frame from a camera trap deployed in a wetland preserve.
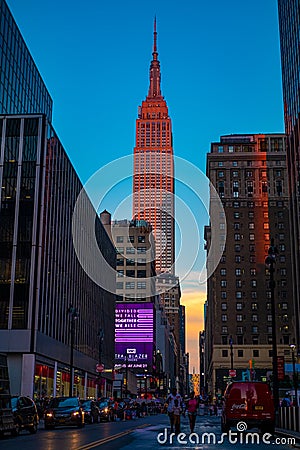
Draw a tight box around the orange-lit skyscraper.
[133,19,175,274]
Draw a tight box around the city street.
[0,414,296,449]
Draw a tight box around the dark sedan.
[11,396,39,434]
[44,397,84,429]
[98,401,114,422]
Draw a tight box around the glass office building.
[0,115,116,399]
[278,0,300,347]
[0,0,53,121]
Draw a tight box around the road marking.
[76,423,150,450]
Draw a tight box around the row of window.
[116,235,146,243]
[230,211,285,219]
[116,258,147,266]
[221,314,289,322]
[116,281,147,289]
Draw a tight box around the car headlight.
[104,408,108,413]
[46,412,53,417]
[72,411,80,416]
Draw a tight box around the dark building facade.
[205,134,295,395]
[0,115,116,399]
[278,0,300,349]
[0,0,53,121]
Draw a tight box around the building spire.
[147,16,162,99]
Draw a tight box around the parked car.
[98,401,114,422]
[80,400,100,424]
[44,397,84,429]
[11,396,39,434]
[0,395,17,436]
[221,381,275,433]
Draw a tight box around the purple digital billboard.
[115,303,154,370]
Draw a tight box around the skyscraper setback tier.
[133,19,175,275]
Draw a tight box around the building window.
[236,303,243,310]
[252,326,258,333]
[263,222,269,230]
[218,146,224,153]
[116,236,124,243]
[253,350,259,358]
[221,291,227,299]
[235,256,241,263]
[251,303,258,310]
[221,280,227,287]
[236,292,242,299]
[251,280,257,287]
[250,269,256,276]
[220,268,226,276]
[222,350,228,357]
[236,314,243,322]
[236,280,242,288]
[222,326,228,333]
[249,233,255,241]
[222,336,228,345]
[237,336,244,345]
[249,223,255,229]
[237,327,243,334]
[138,235,145,243]
[221,303,227,310]
[125,282,135,289]
[238,350,243,357]
[234,233,241,241]
[235,245,241,252]
[235,268,241,276]
[221,314,227,322]
[253,337,259,345]
[251,292,257,299]
[267,314,272,322]
[137,281,146,289]
[126,247,135,254]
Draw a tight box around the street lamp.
[97,328,104,399]
[265,238,279,412]
[68,305,79,398]
[229,336,234,371]
[144,369,148,400]
[290,344,298,406]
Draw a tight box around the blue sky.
[7,0,285,369]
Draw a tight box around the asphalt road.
[0,413,297,449]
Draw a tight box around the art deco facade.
[278,0,300,348]
[0,0,52,121]
[0,115,116,399]
[205,134,294,394]
[133,19,175,274]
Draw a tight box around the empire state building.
[133,19,175,274]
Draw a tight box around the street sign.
[229,369,236,377]
[96,363,104,373]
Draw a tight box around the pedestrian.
[186,391,198,433]
[166,388,182,433]
[173,398,182,435]
[113,399,119,421]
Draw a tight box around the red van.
[221,381,275,433]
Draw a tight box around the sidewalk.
[276,427,300,448]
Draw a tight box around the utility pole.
[229,336,234,371]
[265,239,279,413]
[68,305,79,398]
[97,328,104,399]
